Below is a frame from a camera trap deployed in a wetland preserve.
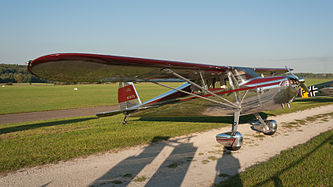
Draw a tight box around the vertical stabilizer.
[118,82,142,111]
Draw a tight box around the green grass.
[218,129,333,186]
[265,97,333,116]
[0,89,332,174]
[0,83,182,114]
[0,78,330,115]
[0,79,333,174]
[133,176,147,182]
[0,114,226,174]
[303,78,332,86]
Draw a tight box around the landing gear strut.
[216,111,243,151]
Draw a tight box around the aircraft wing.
[299,80,333,98]
[308,80,333,97]
[320,87,333,96]
[28,53,290,82]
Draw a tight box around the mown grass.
[0,114,227,174]
[218,129,333,186]
[0,79,333,174]
[266,96,333,116]
[0,83,182,114]
[0,78,330,114]
[303,78,332,86]
[0,97,332,175]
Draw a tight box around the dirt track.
[0,105,119,125]
[1,105,333,187]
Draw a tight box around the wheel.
[263,120,278,135]
[216,131,243,151]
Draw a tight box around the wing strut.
[162,69,240,109]
[151,81,238,109]
[227,71,240,104]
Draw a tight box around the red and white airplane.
[28,53,307,150]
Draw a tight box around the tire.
[263,120,278,135]
[225,146,241,151]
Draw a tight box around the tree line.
[294,73,333,79]
[0,64,47,83]
[1,63,332,84]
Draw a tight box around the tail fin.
[96,82,141,118]
[118,82,142,110]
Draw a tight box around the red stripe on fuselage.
[180,81,281,102]
[243,76,285,86]
[144,78,284,106]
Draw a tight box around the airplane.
[299,80,333,98]
[28,53,307,151]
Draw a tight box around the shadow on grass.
[294,97,333,103]
[0,117,96,135]
[138,112,271,124]
[219,133,333,186]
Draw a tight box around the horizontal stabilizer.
[96,109,137,117]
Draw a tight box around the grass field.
[0,115,227,174]
[0,83,182,114]
[218,129,333,186]
[0,78,331,114]
[302,78,332,86]
[0,79,333,175]
[0,96,333,174]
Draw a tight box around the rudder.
[118,82,142,111]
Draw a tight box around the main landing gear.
[216,112,278,151]
[252,113,278,135]
[216,111,243,151]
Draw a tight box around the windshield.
[233,68,260,83]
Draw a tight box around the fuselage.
[131,75,300,117]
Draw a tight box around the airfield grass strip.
[0,98,333,174]
[0,83,182,114]
[0,79,331,115]
[1,80,333,174]
[266,97,333,116]
[0,115,228,174]
[218,129,333,187]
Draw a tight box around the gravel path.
[1,105,333,187]
[0,105,119,125]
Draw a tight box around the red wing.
[28,53,289,82]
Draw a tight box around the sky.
[0,0,332,73]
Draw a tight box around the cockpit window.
[233,68,260,83]
[289,78,298,85]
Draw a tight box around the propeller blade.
[285,66,299,79]
[300,83,310,93]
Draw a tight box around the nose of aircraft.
[285,66,309,93]
[298,77,309,93]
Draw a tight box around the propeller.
[285,66,310,93]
